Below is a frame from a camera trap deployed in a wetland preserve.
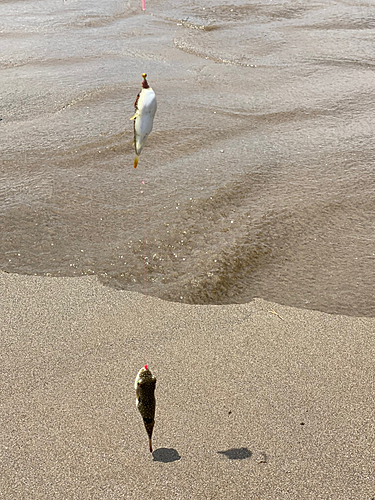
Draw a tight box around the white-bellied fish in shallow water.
[135,365,156,452]
[130,73,157,169]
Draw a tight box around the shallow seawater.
[1,0,374,316]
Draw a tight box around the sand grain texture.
[1,271,374,499]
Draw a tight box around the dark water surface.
[1,0,374,316]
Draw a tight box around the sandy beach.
[1,0,374,497]
[1,270,374,499]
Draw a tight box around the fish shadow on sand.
[217,447,252,460]
[152,448,181,463]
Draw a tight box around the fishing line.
[141,179,148,368]
[131,72,157,370]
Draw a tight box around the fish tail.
[134,155,139,169]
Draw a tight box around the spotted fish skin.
[130,73,157,168]
[135,366,156,452]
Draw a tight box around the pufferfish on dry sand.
[130,73,157,168]
[135,365,157,452]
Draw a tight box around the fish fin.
[134,155,139,169]
[130,114,137,121]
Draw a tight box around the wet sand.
[1,270,374,499]
[1,0,375,317]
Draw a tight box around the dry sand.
[1,271,374,499]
